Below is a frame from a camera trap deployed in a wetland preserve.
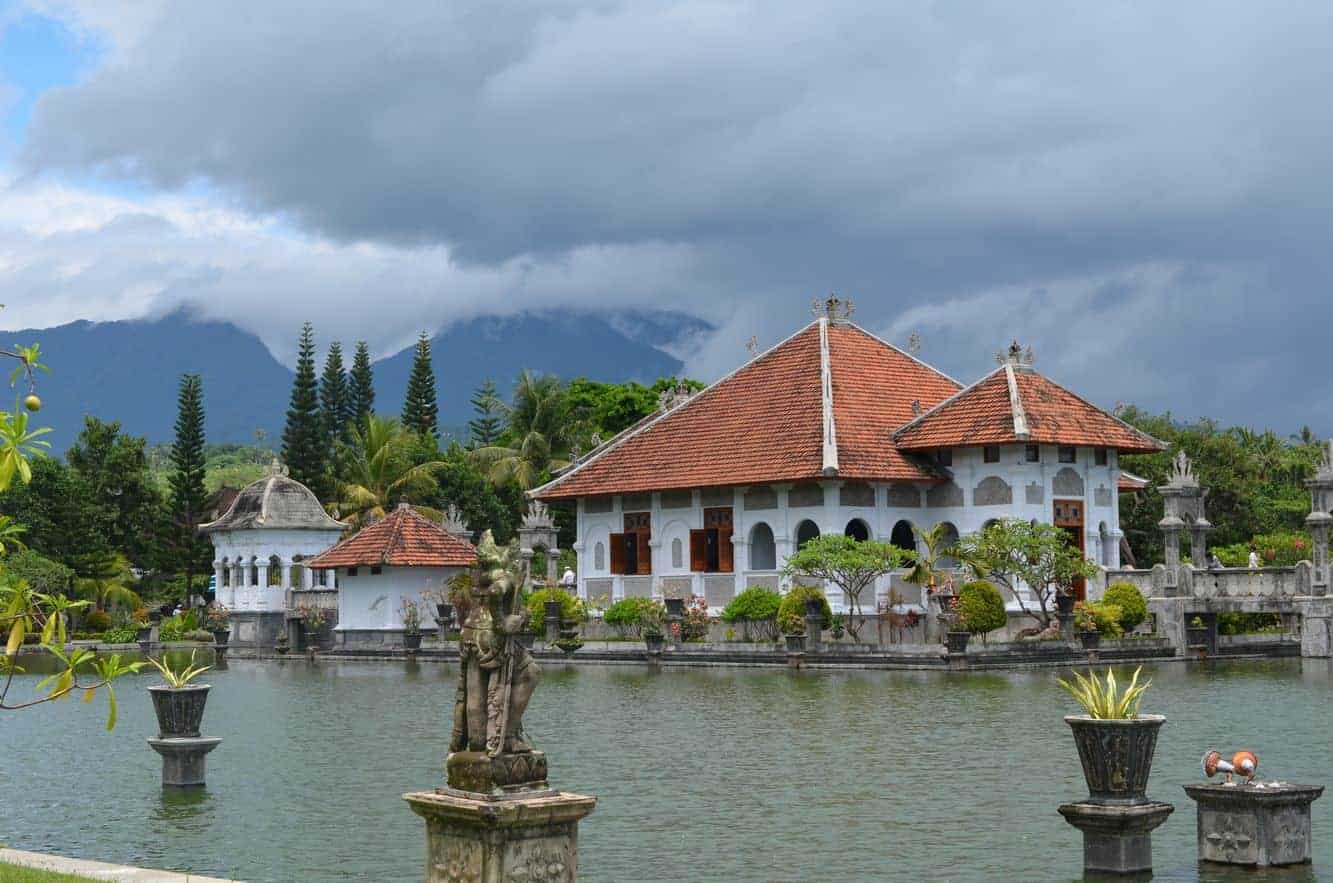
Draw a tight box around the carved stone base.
[146,736,221,787]
[446,751,549,798]
[404,788,596,883]
[1058,800,1173,874]
[1183,782,1324,866]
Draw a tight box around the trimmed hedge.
[1102,582,1147,632]
[957,580,1007,636]
[603,597,661,637]
[721,587,781,623]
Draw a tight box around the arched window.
[671,538,683,569]
[749,523,776,570]
[249,557,259,586]
[220,558,230,587]
[795,519,821,551]
[594,542,605,572]
[981,518,1000,533]
[268,555,283,587]
[843,519,870,542]
[937,522,960,570]
[889,520,915,553]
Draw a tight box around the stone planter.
[804,598,824,618]
[1080,631,1102,650]
[211,628,229,646]
[664,597,686,618]
[148,684,210,738]
[1186,626,1210,648]
[434,603,454,628]
[945,631,970,654]
[543,600,564,621]
[644,634,665,655]
[275,642,290,655]
[1056,593,1077,617]
[403,632,423,651]
[784,633,807,653]
[1066,714,1165,805]
[136,626,152,645]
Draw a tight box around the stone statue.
[449,531,540,759]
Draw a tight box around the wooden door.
[1053,499,1086,601]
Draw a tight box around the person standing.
[1248,546,1261,569]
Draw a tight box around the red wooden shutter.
[636,530,652,575]
[690,530,708,572]
[609,533,627,575]
[718,528,734,573]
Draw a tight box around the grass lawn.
[0,864,96,882]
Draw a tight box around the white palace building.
[533,300,1164,613]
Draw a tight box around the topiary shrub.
[101,625,139,644]
[603,597,661,638]
[1102,582,1147,633]
[525,588,585,626]
[777,585,832,635]
[721,588,781,640]
[182,629,216,643]
[957,580,1007,637]
[1089,602,1124,638]
[83,609,112,633]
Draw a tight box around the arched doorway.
[889,520,915,553]
[795,520,820,551]
[937,522,960,570]
[844,519,870,542]
[749,523,776,570]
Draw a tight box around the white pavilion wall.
[336,565,464,632]
[573,443,1123,613]
[209,527,344,611]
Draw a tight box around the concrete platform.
[0,847,238,881]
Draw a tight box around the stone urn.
[543,599,564,621]
[1056,592,1077,617]
[945,631,970,654]
[148,684,210,738]
[664,597,686,618]
[136,625,153,647]
[211,628,229,647]
[274,640,290,655]
[1080,631,1101,650]
[1066,715,1165,805]
[434,602,454,629]
[784,633,807,653]
[644,633,665,655]
[403,632,423,651]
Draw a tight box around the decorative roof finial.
[907,330,921,356]
[657,378,694,413]
[441,503,472,538]
[995,340,1035,370]
[1168,450,1197,487]
[811,293,855,324]
[267,458,289,477]
[746,335,758,356]
[522,500,554,529]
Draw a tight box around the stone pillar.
[280,562,292,590]
[1190,521,1211,570]
[1183,782,1323,867]
[256,562,270,589]
[1160,520,1182,596]
[147,737,222,787]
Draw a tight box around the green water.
[0,658,1329,882]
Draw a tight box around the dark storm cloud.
[12,0,1333,431]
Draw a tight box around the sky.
[2,1,1333,433]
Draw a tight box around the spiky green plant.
[1058,666,1152,719]
[147,650,212,689]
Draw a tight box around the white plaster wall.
[335,566,463,631]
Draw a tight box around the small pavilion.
[200,460,346,647]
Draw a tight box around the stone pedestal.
[1058,801,1174,874]
[1058,612,1075,643]
[147,737,221,787]
[1183,782,1324,866]
[405,789,595,883]
[805,614,822,652]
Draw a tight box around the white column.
[649,492,663,598]
[774,484,793,579]
[281,561,293,590]
[732,486,746,597]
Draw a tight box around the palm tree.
[471,371,571,489]
[331,415,446,528]
[903,522,956,594]
[75,553,141,613]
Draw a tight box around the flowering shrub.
[1213,531,1310,568]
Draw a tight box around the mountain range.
[7,308,702,451]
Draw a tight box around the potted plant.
[1074,602,1100,649]
[783,615,807,653]
[400,598,423,651]
[1059,667,1162,805]
[204,605,230,646]
[146,650,213,738]
[643,621,665,655]
[299,604,328,651]
[554,636,584,656]
[941,595,970,653]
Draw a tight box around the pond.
[1,657,1330,882]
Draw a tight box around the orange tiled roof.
[533,321,961,500]
[893,367,1164,453]
[306,505,477,568]
[1118,471,1150,492]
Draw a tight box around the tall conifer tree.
[468,379,503,447]
[319,340,351,446]
[349,340,375,428]
[282,322,328,496]
[401,331,439,439]
[168,373,211,599]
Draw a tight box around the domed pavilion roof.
[199,460,346,533]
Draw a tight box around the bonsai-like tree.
[951,518,1098,627]
[782,534,906,644]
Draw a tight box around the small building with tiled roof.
[307,503,477,648]
[533,299,1165,612]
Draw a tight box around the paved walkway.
[0,848,238,882]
